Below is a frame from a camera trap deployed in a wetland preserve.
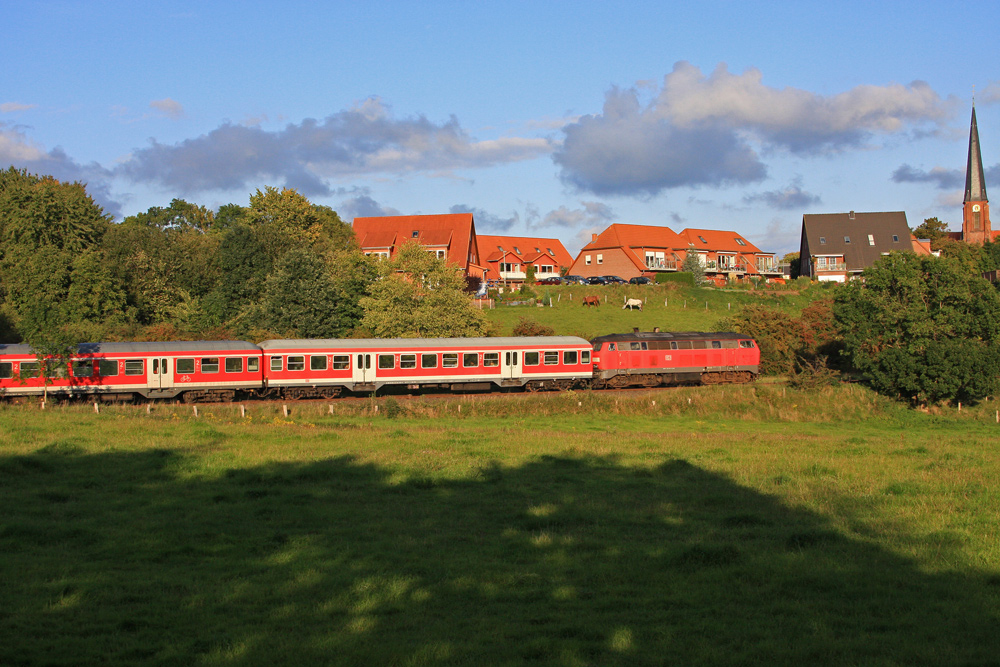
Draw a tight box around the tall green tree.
[911,217,952,251]
[247,187,355,262]
[681,249,706,285]
[360,242,488,338]
[834,252,1000,404]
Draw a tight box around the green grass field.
[482,282,824,338]
[3,385,999,665]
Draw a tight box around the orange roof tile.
[353,213,477,269]
[476,235,574,268]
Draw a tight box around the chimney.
[849,211,855,220]
[592,233,598,243]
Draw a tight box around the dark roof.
[800,211,911,273]
[1,341,259,355]
[966,106,988,203]
[590,331,749,344]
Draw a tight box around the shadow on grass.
[1,446,998,666]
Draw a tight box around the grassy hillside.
[2,387,999,666]
[481,280,829,338]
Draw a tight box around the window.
[735,238,746,246]
[248,358,260,373]
[442,353,458,368]
[421,354,437,369]
[177,358,195,374]
[581,351,591,364]
[698,236,707,243]
[400,354,417,369]
[435,249,446,259]
[72,360,93,378]
[597,254,603,264]
[270,356,283,372]
[310,355,327,371]
[892,235,900,243]
[564,351,578,365]
[224,358,243,373]
[463,353,478,368]
[585,255,591,265]
[333,355,350,370]
[20,361,40,378]
[524,352,540,365]
[99,359,119,376]
[412,230,419,238]
[544,351,559,365]
[844,236,851,244]
[287,356,305,371]
[0,361,11,379]
[514,246,521,254]
[483,352,499,367]
[739,339,755,348]
[819,236,826,244]
[201,358,220,374]
[547,248,554,255]
[124,360,144,376]
[608,343,616,351]
[378,354,395,369]
[45,360,67,378]
[711,341,722,349]
[670,342,678,350]
[868,235,875,246]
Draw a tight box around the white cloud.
[554,62,952,197]
[149,98,185,120]
[0,102,37,113]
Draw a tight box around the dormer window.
[514,247,521,254]
[547,248,554,255]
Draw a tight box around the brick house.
[678,228,783,284]
[798,211,924,282]
[567,224,688,279]
[476,235,574,283]
[352,213,487,280]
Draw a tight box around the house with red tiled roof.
[679,229,783,284]
[352,213,487,280]
[476,235,574,283]
[567,224,688,279]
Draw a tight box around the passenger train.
[0,331,759,402]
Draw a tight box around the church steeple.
[962,104,991,244]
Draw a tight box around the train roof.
[589,331,751,344]
[0,341,259,355]
[258,336,591,350]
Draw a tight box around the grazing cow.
[582,295,601,307]
[623,298,643,311]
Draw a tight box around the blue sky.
[3,1,999,255]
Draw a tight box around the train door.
[504,350,521,381]
[147,356,172,391]
[353,353,372,384]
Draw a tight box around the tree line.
[0,167,487,354]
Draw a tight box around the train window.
[711,341,721,349]
[378,354,395,369]
[564,351,578,365]
[45,360,68,378]
[483,353,499,367]
[270,356,283,372]
[99,359,119,376]
[692,341,707,350]
[226,358,244,373]
[400,354,417,369]
[310,355,327,371]
[201,358,220,374]
[287,356,305,371]
[248,357,260,372]
[421,354,437,369]
[670,342,678,350]
[0,362,12,379]
[177,358,195,374]
[581,351,591,364]
[124,360,144,376]
[739,340,755,348]
[463,353,478,368]
[442,353,458,368]
[544,351,559,365]
[524,352,539,366]
[72,360,93,378]
[677,341,693,350]
[608,343,616,351]
[332,355,349,370]
[20,361,41,378]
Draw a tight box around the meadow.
[481,281,824,338]
[2,385,999,666]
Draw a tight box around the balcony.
[815,262,847,272]
[705,262,747,274]
[644,260,678,271]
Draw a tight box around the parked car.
[628,276,653,285]
[563,275,589,285]
[586,276,610,285]
[602,275,627,285]
[536,276,562,285]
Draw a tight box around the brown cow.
[582,295,601,307]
